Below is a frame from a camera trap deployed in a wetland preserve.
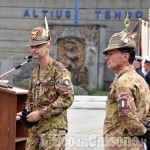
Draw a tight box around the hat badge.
[123,37,131,44]
[120,32,130,44]
[31,30,39,40]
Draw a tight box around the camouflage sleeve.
[116,86,147,136]
[40,68,74,119]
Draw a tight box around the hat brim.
[135,59,142,62]
[103,41,136,54]
[145,61,150,63]
[26,41,48,47]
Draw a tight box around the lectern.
[0,87,28,150]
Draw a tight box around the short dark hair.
[118,48,135,64]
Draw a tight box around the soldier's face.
[144,63,150,72]
[133,60,141,69]
[104,49,129,73]
[30,43,50,59]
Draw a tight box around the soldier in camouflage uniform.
[17,27,74,150]
[103,30,150,150]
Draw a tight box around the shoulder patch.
[119,99,127,108]
[118,99,130,116]
[63,79,71,86]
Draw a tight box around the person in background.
[103,29,150,150]
[133,55,145,79]
[144,57,150,88]
[17,26,74,150]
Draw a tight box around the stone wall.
[0,0,149,90]
[49,24,106,90]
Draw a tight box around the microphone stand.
[0,57,32,88]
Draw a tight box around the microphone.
[24,55,32,59]
[0,55,33,79]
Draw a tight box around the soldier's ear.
[123,53,129,62]
[46,44,51,50]
[48,44,51,49]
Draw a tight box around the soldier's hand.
[17,112,22,116]
[26,111,41,122]
[19,108,38,128]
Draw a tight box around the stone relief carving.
[79,26,99,42]
[78,61,88,86]
[57,38,87,86]
[50,26,64,41]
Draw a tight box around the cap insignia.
[31,30,39,40]
[123,37,131,44]
[123,38,129,44]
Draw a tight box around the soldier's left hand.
[26,111,41,122]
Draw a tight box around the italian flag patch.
[63,79,70,86]
[119,99,127,108]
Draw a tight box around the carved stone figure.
[78,62,87,85]
[57,38,88,86]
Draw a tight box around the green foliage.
[90,91,108,96]
[72,78,78,86]
[86,88,96,95]
[73,85,88,95]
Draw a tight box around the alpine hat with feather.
[103,31,136,54]
[26,27,51,46]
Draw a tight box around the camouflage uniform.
[104,65,150,150]
[25,57,74,150]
